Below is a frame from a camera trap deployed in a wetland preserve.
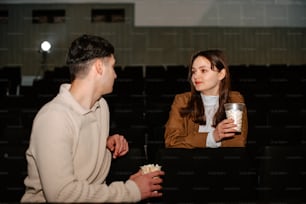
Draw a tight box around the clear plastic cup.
[224,103,245,132]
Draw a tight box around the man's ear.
[95,59,103,75]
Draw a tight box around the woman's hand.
[107,134,129,159]
[213,118,237,142]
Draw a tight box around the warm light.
[40,41,51,52]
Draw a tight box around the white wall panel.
[2,0,305,27]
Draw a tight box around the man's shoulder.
[36,96,65,116]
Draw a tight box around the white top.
[198,94,221,148]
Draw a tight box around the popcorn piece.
[140,164,161,174]
[225,109,243,131]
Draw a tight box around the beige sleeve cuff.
[125,180,141,202]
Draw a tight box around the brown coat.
[164,91,248,148]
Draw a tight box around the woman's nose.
[193,71,199,78]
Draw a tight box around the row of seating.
[0,64,187,96]
[2,64,306,96]
[2,144,305,202]
[2,94,305,149]
[0,66,21,96]
[1,90,306,152]
[106,146,306,203]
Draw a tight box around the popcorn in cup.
[140,164,162,194]
[140,164,162,175]
[224,103,245,132]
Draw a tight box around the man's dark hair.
[66,34,115,81]
[66,34,114,65]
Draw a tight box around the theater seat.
[105,147,147,184]
[256,145,306,202]
[152,147,257,203]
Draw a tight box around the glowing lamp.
[40,41,51,52]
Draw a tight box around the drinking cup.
[224,103,245,132]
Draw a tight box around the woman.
[164,50,247,148]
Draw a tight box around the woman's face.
[191,56,225,96]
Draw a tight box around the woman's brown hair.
[179,49,231,127]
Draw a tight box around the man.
[21,34,164,202]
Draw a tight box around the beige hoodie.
[21,84,141,203]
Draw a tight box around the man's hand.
[107,134,129,159]
[129,170,165,200]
